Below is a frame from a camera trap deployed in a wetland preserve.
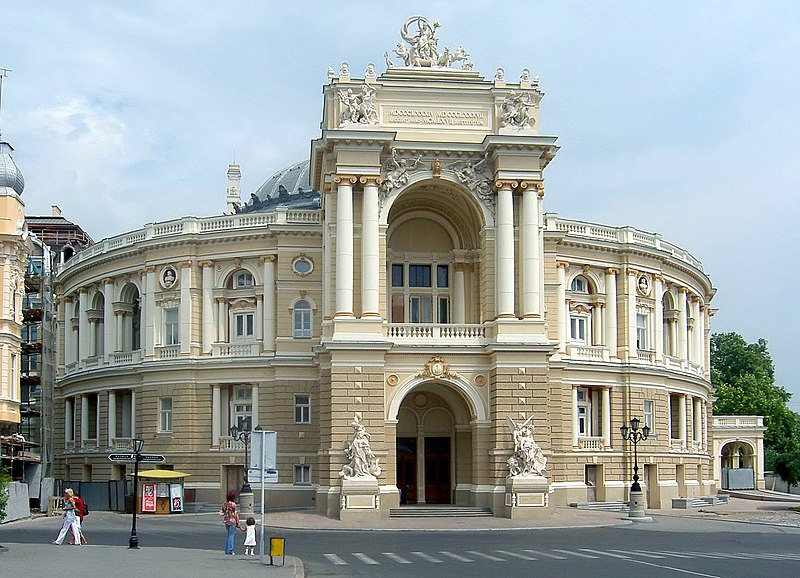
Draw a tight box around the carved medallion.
[417,355,459,379]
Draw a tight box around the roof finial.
[0,68,11,139]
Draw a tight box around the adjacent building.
[51,18,718,517]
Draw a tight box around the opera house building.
[52,18,717,518]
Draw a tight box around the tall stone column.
[55,297,65,371]
[604,269,618,357]
[211,385,221,447]
[679,394,687,449]
[654,275,664,362]
[556,262,568,353]
[453,263,466,324]
[108,391,117,448]
[200,261,215,353]
[520,181,542,318]
[179,261,192,354]
[627,269,638,358]
[261,255,276,351]
[130,390,136,439]
[494,180,517,318]
[88,319,98,358]
[692,296,703,365]
[592,303,603,345]
[65,397,74,445]
[335,175,357,317]
[103,278,115,358]
[79,288,90,362]
[602,387,611,448]
[216,298,227,343]
[693,397,702,447]
[251,385,259,430]
[572,386,579,447]
[141,266,156,357]
[80,394,89,446]
[360,176,381,318]
[678,287,688,361]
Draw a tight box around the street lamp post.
[230,418,254,514]
[129,438,144,549]
[620,416,650,519]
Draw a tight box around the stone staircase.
[570,501,630,512]
[390,505,494,518]
[672,495,730,509]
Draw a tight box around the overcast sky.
[2,2,798,405]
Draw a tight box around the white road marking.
[580,548,629,559]
[611,549,666,559]
[523,549,567,559]
[323,553,347,565]
[382,552,412,564]
[412,551,443,563]
[553,548,598,559]
[495,549,537,560]
[466,550,505,561]
[352,552,379,565]
[626,558,723,578]
[439,551,474,562]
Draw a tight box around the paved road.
[3,505,800,577]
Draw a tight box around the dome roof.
[0,141,25,197]
[236,160,320,214]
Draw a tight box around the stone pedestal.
[627,489,652,521]
[339,477,381,522]
[238,491,255,516]
[504,475,551,519]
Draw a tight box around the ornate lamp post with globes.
[230,417,254,515]
[620,416,651,519]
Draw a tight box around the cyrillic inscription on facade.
[382,106,490,128]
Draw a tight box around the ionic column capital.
[493,179,518,191]
[260,254,277,263]
[334,174,358,185]
[678,286,688,294]
[605,268,619,276]
[102,277,115,286]
[359,175,383,187]
[140,265,156,276]
[556,261,570,270]
[199,260,214,268]
[178,260,193,269]
[628,268,640,277]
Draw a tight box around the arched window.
[234,271,254,288]
[570,275,590,293]
[293,300,312,338]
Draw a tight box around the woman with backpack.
[52,488,81,546]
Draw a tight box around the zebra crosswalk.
[319,548,800,566]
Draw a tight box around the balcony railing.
[212,342,260,357]
[670,439,684,452]
[636,349,655,362]
[113,437,134,450]
[155,345,181,359]
[81,439,98,451]
[569,345,608,361]
[713,416,764,429]
[664,355,683,371]
[386,323,486,343]
[577,436,606,450]
[218,436,245,451]
[110,350,142,365]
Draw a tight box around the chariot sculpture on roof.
[389,16,472,70]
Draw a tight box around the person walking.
[52,488,81,546]
[243,516,257,555]
[219,491,240,555]
[68,492,88,545]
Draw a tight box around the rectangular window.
[294,395,311,424]
[644,399,654,432]
[165,308,179,346]
[293,307,312,338]
[438,297,449,324]
[391,293,405,323]
[294,464,311,485]
[391,264,404,287]
[578,406,588,436]
[232,387,252,429]
[570,317,587,343]
[410,295,432,323]
[159,397,173,432]
[636,313,648,350]
[437,265,449,288]
[409,265,431,287]
[234,312,255,340]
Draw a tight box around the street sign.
[248,468,279,484]
[108,453,136,462]
[139,454,166,463]
[250,430,277,470]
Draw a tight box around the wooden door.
[396,437,417,504]
[585,465,597,502]
[424,437,451,504]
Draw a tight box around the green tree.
[711,332,800,482]
[0,465,10,523]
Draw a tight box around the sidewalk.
[0,543,303,578]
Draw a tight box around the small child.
[242,516,257,555]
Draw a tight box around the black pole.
[631,435,641,492]
[129,451,141,549]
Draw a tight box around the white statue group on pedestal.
[339,416,382,479]
[506,416,547,477]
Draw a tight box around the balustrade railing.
[113,437,134,450]
[212,342,260,357]
[110,350,142,365]
[577,436,605,450]
[218,436,245,451]
[570,345,607,361]
[386,323,486,341]
[713,416,764,428]
[155,345,181,359]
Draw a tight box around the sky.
[2,2,799,406]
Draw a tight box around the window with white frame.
[295,394,310,424]
[636,313,648,350]
[294,464,311,485]
[235,271,254,288]
[643,399,654,433]
[164,308,179,346]
[232,387,252,429]
[234,312,255,341]
[293,300,312,338]
[159,397,173,432]
[571,275,589,293]
[577,388,590,436]
[389,262,450,324]
[570,315,588,344]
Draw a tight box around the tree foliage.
[0,466,11,522]
[711,332,800,483]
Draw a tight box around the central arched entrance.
[395,381,474,505]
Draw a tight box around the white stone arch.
[567,269,602,294]
[380,171,492,229]
[119,281,142,303]
[287,295,318,312]
[217,263,262,288]
[387,209,463,251]
[387,374,487,422]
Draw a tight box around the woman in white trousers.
[53,488,81,546]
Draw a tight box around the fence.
[721,467,755,490]
[55,479,128,512]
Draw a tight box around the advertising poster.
[142,483,156,512]
[156,483,169,498]
[170,483,183,512]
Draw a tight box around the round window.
[292,257,313,276]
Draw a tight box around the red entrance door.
[396,437,417,504]
[424,437,451,504]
